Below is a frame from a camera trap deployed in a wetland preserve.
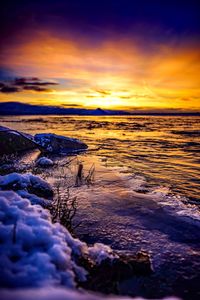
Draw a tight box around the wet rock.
[80,250,152,294]
[0,126,37,155]
[34,133,88,154]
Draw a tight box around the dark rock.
[34,133,88,154]
[0,126,37,155]
[80,251,152,294]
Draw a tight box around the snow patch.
[0,173,53,199]
[88,243,117,265]
[16,190,51,207]
[0,191,87,288]
[0,287,180,300]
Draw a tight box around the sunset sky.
[0,0,200,112]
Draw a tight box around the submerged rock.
[0,126,37,155]
[34,133,88,154]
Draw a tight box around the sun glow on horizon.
[0,31,200,111]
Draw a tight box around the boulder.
[34,133,88,154]
[80,250,152,294]
[0,126,37,155]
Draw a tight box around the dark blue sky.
[1,0,200,44]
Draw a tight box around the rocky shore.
[0,126,156,300]
[0,125,88,155]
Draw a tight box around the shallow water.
[1,115,200,299]
[1,115,199,202]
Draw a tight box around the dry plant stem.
[85,163,95,186]
[50,183,79,233]
[75,163,83,186]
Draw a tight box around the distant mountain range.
[0,102,199,116]
[0,102,129,116]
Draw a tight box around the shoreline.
[0,123,200,299]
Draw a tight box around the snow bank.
[0,287,180,300]
[0,190,117,289]
[17,190,51,207]
[0,173,53,199]
[36,157,54,167]
[0,191,87,288]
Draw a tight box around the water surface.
[1,115,200,299]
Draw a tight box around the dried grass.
[50,181,80,232]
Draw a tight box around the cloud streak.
[0,77,58,94]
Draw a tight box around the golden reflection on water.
[0,115,200,201]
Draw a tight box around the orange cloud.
[0,31,199,110]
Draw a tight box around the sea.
[0,115,200,299]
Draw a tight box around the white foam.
[110,165,200,227]
[149,187,200,226]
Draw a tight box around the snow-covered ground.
[1,287,179,300]
[0,173,180,300]
[0,190,87,288]
[0,173,53,199]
